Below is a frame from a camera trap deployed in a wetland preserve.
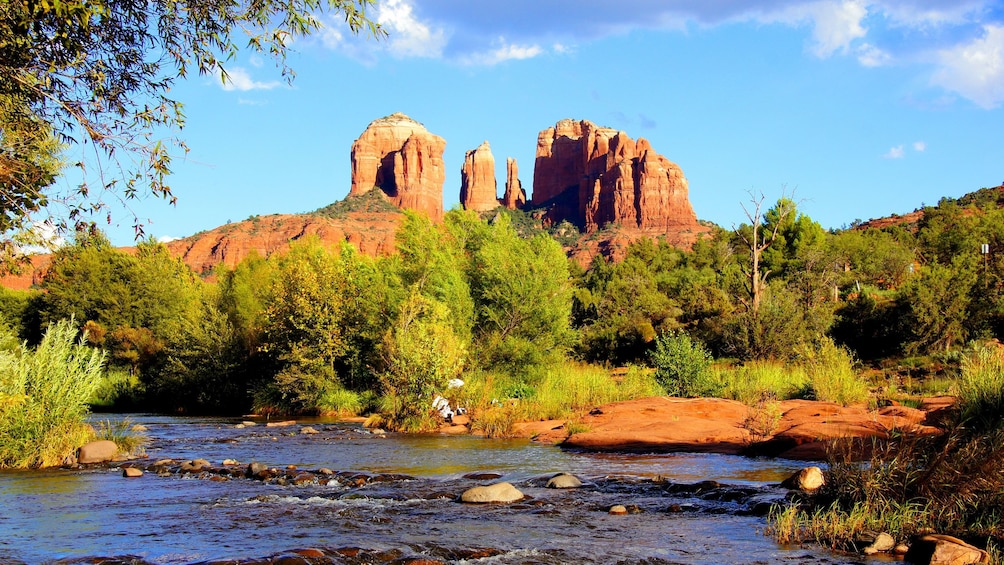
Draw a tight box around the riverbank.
[473,396,955,460]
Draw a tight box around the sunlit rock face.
[350,112,446,222]
[503,157,526,210]
[460,141,499,212]
[532,118,700,235]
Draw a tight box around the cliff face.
[350,113,446,222]
[460,141,499,212]
[532,119,703,242]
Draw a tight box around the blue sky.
[56,0,1004,245]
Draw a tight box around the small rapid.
[0,415,863,564]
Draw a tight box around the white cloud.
[806,0,870,58]
[218,67,282,92]
[461,37,544,66]
[884,145,906,158]
[913,141,927,151]
[378,0,447,58]
[931,24,1004,109]
[157,235,181,243]
[857,42,892,67]
[319,22,345,50]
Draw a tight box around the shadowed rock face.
[350,112,446,222]
[532,119,702,237]
[460,141,499,212]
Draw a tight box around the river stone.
[266,420,297,428]
[864,532,896,554]
[300,426,319,435]
[78,440,118,464]
[180,459,210,473]
[122,467,143,478]
[247,462,268,477]
[905,534,990,565]
[222,459,240,466]
[780,466,825,492]
[545,473,583,489]
[609,505,628,515]
[460,482,524,503]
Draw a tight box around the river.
[0,415,872,564]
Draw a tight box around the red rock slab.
[560,397,751,454]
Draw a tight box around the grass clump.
[797,339,869,406]
[768,344,1004,556]
[93,419,148,458]
[0,320,106,468]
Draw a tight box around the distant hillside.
[855,183,1004,231]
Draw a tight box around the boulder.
[122,467,143,478]
[78,440,118,464]
[905,535,990,565]
[460,482,524,504]
[180,459,211,473]
[863,532,895,554]
[299,426,319,435]
[247,462,269,478]
[503,157,526,210]
[781,466,825,492]
[460,141,499,212]
[609,505,628,515]
[545,473,583,489]
[350,112,446,222]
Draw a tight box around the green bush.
[0,320,106,468]
[650,330,713,397]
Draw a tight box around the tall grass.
[0,320,106,468]
[460,362,662,438]
[710,362,806,404]
[768,344,1004,555]
[798,340,870,406]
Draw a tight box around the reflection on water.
[0,415,855,565]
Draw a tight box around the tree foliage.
[0,0,383,257]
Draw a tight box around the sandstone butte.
[350,112,446,222]
[459,141,500,212]
[533,119,707,235]
[0,114,711,285]
[510,396,954,461]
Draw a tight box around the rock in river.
[546,472,583,489]
[78,440,118,464]
[460,482,524,504]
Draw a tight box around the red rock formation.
[460,141,499,212]
[503,157,526,210]
[532,119,704,240]
[350,112,446,221]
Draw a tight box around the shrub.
[0,320,106,468]
[650,330,713,397]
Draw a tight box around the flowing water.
[0,415,870,564]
